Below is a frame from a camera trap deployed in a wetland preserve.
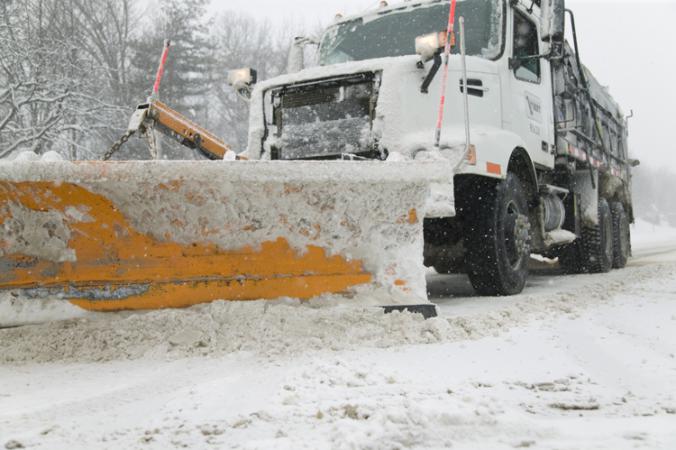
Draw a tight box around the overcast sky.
[203,0,675,170]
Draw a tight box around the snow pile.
[11,151,40,162]
[9,151,64,162]
[0,299,451,364]
[3,261,674,365]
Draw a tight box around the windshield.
[319,0,504,66]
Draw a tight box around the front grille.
[269,72,380,160]
[283,87,339,108]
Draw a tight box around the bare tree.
[0,0,134,159]
[0,1,301,160]
[67,0,138,103]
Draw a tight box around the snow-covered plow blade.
[0,161,439,313]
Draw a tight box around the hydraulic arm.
[105,40,241,161]
[111,99,239,161]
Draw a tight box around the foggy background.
[1,0,674,223]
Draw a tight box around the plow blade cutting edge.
[0,160,443,314]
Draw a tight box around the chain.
[103,130,136,161]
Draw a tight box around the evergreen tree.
[130,0,214,118]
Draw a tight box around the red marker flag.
[434,0,457,147]
[152,40,172,99]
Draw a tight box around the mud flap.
[573,170,599,228]
[0,160,444,313]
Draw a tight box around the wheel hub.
[505,205,531,269]
[514,214,531,256]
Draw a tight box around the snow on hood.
[254,55,420,93]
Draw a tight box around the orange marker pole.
[434,0,457,148]
[151,40,171,100]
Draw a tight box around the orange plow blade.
[0,160,437,313]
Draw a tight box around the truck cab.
[244,0,556,170]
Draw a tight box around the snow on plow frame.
[0,160,444,312]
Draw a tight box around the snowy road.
[1,223,676,450]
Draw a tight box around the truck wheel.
[462,174,531,296]
[582,198,614,273]
[610,202,631,269]
[558,198,614,274]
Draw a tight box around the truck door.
[506,8,555,169]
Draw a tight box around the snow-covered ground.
[1,221,676,450]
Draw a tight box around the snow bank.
[7,151,65,162]
[0,299,450,364]
[632,218,676,247]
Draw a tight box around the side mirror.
[629,159,641,168]
[415,31,450,62]
[541,0,566,43]
[415,31,451,93]
[227,68,257,99]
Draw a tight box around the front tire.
[460,174,531,296]
[560,198,614,274]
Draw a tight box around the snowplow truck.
[0,0,634,316]
[231,0,635,294]
[0,40,445,317]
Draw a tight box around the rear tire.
[460,174,531,296]
[610,202,631,269]
[560,198,613,274]
[584,198,614,273]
